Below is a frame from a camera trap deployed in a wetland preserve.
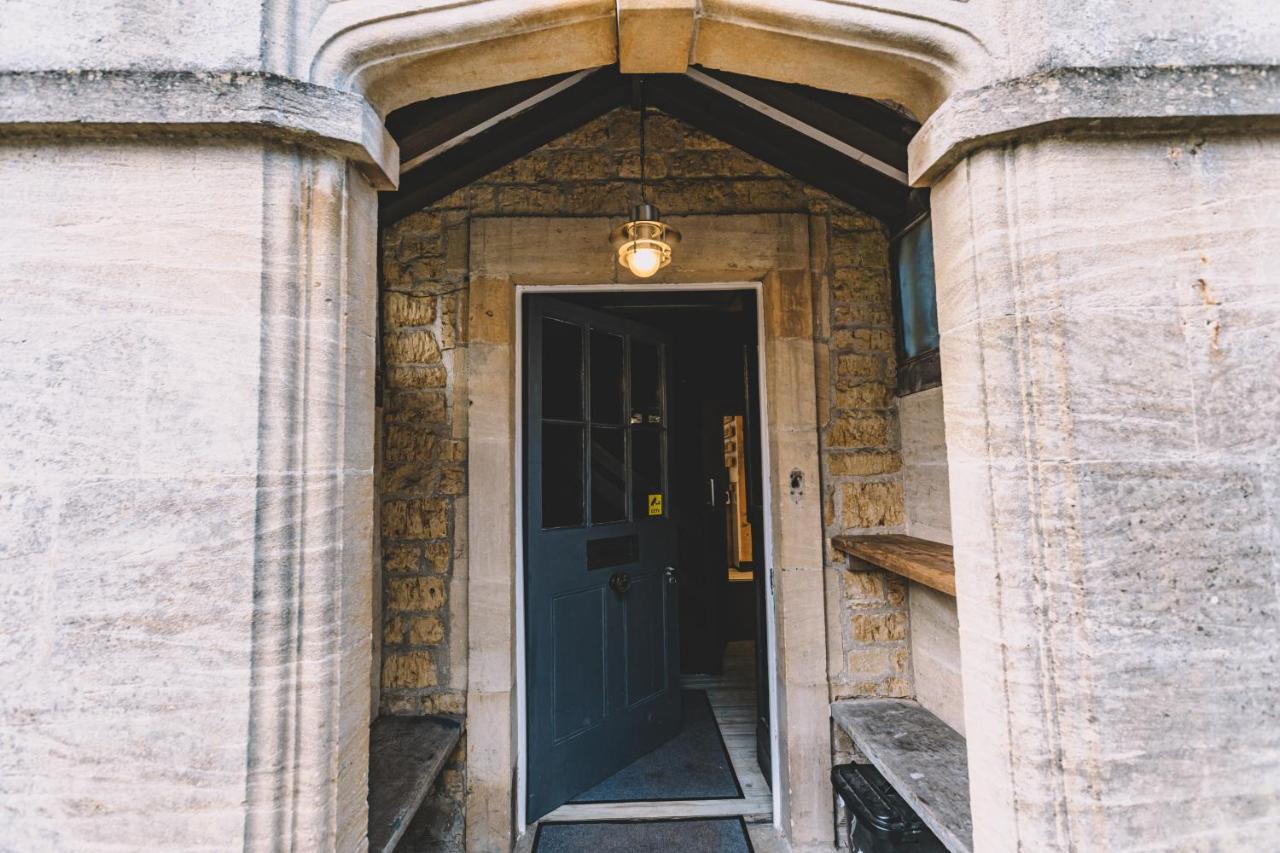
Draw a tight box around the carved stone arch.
[307,0,993,121]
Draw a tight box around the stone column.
[0,138,379,848]
[930,131,1280,851]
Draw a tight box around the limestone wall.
[0,139,378,849]
[377,106,907,846]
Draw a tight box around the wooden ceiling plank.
[400,69,600,173]
[684,68,908,183]
[645,75,907,221]
[380,70,628,224]
[388,73,575,163]
[692,67,916,170]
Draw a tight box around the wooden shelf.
[832,698,972,853]
[832,534,955,596]
[368,714,463,853]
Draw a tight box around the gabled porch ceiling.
[381,66,919,226]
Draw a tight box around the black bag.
[831,763,948,853]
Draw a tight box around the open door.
[524,295,681,820]
[742,342,772,782]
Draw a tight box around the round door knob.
[664,566,678,585]
[609,571,632,594]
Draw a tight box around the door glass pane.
[590,427,626,524]
[631,428,663,519]
[630,340,662,425]
[590,330,624,425]
[542,317,583,420]
[542,423,584,528]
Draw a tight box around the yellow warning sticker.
[647,494,663,516]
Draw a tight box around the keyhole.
[789,469,804,495]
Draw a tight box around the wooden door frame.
[514,282,778,830]
[465,213,829,848]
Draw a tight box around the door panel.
[551,586,607,742]
[525,295,681,820]
[625,575,664,706]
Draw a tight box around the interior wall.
[377,105,906,849]
[899,385,965,735]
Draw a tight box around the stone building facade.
[2,2,1278,851]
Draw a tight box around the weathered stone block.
[846,648,909,677]
[548,150,612,177]
[833,265,889,303]
[491,155,550,183]
[409,616,445,645]
[386,365,448,390]
[835,352,884,387]
[835,385,892,410]
[382,651,438,688]
[384,292,437,327]
[843,570,886,603]
[387,576,447,612]
[828,452,901,476]
[383,616,406,645]
[385,545,419,574]
[832,327,893,353]
[436,466,466,496]
[617,152,668,179]
[841,481,904,528]
[827,414,889,448]
[385,329,442,365]
[852,611,909,643]
[386,391,448,424]
[834,302,893,327]
[382,499,449,539]
[425,541,451,572]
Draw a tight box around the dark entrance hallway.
[523,289,772,828]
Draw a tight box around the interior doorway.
[520,286,774,828]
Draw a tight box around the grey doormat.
[569,690,741,803]
[533,818,754,853]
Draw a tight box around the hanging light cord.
[639,80,648,206]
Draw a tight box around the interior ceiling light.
[610,80,680,278]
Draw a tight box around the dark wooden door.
[524,295,681,820]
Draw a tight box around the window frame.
[888,207,941,397]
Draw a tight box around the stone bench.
[831,698,972,853]
[368,714,464,852]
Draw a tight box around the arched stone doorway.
[317,4,980,850]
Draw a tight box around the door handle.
[664,566,678,585]
[609,571,632,594]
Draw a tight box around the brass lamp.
[610,203,681,278]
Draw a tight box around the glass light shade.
[624,244,663,277]
[609,204,680,279]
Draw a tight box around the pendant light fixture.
[610,79,680,278]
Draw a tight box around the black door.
[524,295,681,820]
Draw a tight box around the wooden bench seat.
[832,534,956,596]
[368,714,464,853]
[831,698,972,853]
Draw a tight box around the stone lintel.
[617,0,697,74]
[0,70,399,189]
[910,64,1280,186]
